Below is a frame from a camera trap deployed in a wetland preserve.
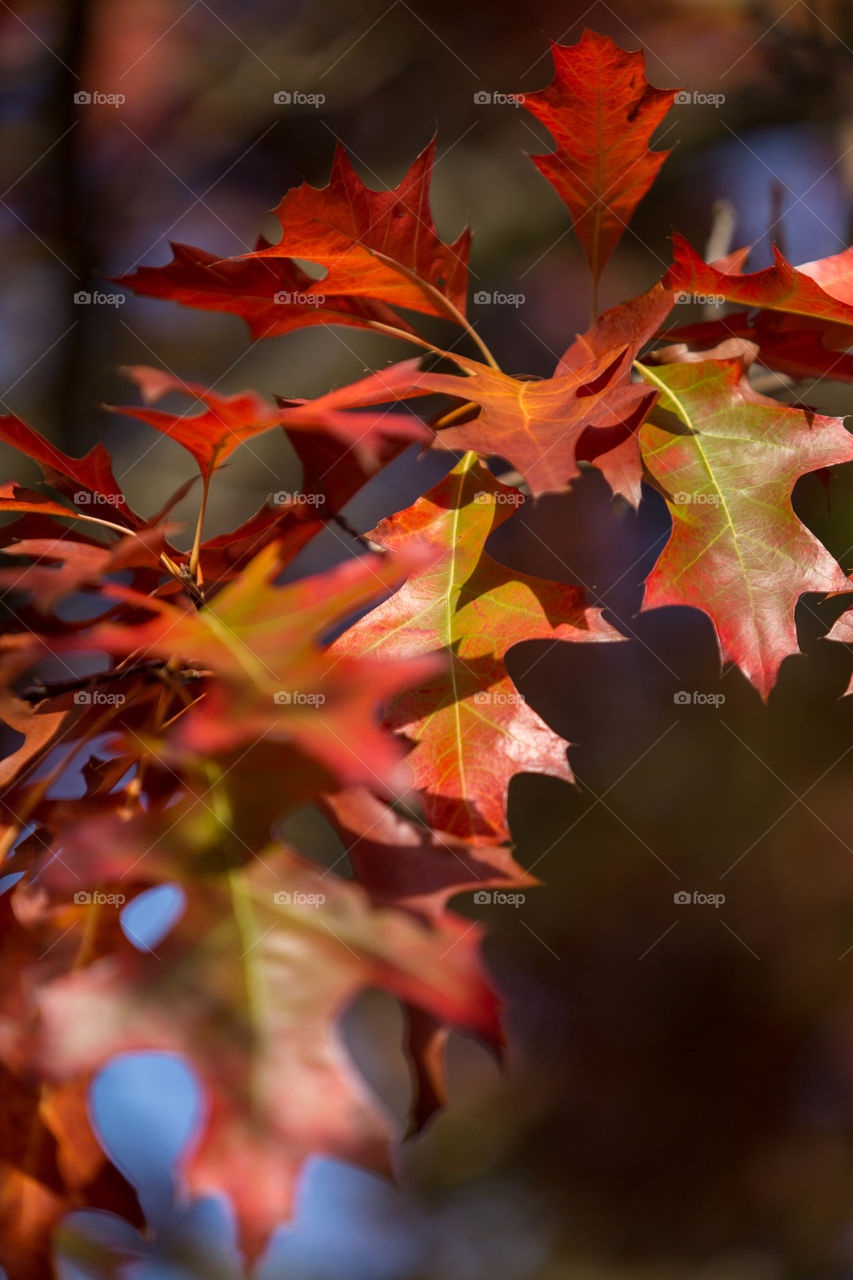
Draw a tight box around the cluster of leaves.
[4,27,853,1278]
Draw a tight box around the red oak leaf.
[516,30,677,283]
[663,233,853,327]
[113,363,429,483]
[0,417,142,530]
[320,786,537,1129]
[321,787,536,919]
[0,889,143,1280]
[36,845,500,1263]
[660,239,853,384]
[418,348,656,502]
[116,237,414,341]
[240,138,470,325]
[637,357,853,697]
[332,454,621,842]
[0,528,166,613]
[42,541,440,797]
[555,283,675,504]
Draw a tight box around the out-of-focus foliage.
[6,2,853,1278]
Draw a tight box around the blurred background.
[7,0,853,1276]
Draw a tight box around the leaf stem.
[427,291,501,371]
[22,502,192,593]
[188,472,211,584]
[370,251,501,370]
[432,400,478,430]
[363,321,450,354]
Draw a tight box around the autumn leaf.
[0,483,88,523]
[121,139,470,343]
[659,310,853,384]
[0,889,143,1280]
[40,541,440,797]
[194,500,323,587]
[822,598,853,695]
[0,1079,141,1280]
[112,363,429,484]
[560,284,675,370]
[115,237,415,341]
[418,348,656,502]
[637,357,853,697]
[516,29,677,285]
[0,529,166,614]
[664,233,853,327]
[110,368,286,479]
[332,454,621,842]
[0,695,71,794]
[660,238,853,384]
[36,844,501,1263]
[0,417,142,530]
[273,361,432,516]
[554,283,674,504]
[321,787,536,918]
[240,137,470,326]
[321,785,536,1129]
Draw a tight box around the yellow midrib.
[637,363,760,650]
